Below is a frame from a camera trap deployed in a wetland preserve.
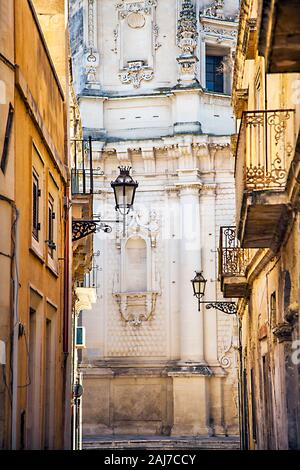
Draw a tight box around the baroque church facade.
[70,0,240,437]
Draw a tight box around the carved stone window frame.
[112,208,161,326]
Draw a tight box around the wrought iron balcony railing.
[71,137,104,195]
[235,109,296,218]
[219,226,252,278]
[75,265,99,291]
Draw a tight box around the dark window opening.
[1,103,14,174]
[250,368,257,441]
[32,172,40,241]
[206,55,224,93]
[48,195,55,258]
[270,291,277,328]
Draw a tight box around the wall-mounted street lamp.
[72,166,138,241]
[111,166,139,216]
[191,271,237,315]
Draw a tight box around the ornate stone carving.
[127,12,146,28]
[85,0,100,86]
[200,0,238,22]
[202,26,237,40]
[128,208,160,247]
[273,322,293,342]
[113,291,159,327]
[153,24,162,50]
[200,0,225,19]
[116,0,157,18]
[176,0,198,84]
[112,26,119,54]
[177,0,198,54]
[119,61,154,88]
[219,354,231,368]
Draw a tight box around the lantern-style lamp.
[191,271,207,299]
[111,166,138,216]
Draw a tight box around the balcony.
[75,265,99,290]
[71,138,103,195]
[235,109,296,249]
[219,226,253,298]
[71,138,98,294]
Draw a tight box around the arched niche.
[125,236,147,292]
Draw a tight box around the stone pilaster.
[169,368,211,436]
[177,182,204,364]
[200,184,219,365]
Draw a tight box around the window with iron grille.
[205,55,224,93]
[48,195,55,258]
[32,171,40,241]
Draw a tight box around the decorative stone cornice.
[116,0,157,18]
[168,365,212,377]
[176,182,202,195]
[200,184,217,197]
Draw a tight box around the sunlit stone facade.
[70,0,240,437]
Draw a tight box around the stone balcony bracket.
[75,287,97,314]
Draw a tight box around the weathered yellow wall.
[12,0,67,449]
[15,1,66,161]
[32,0,68,94]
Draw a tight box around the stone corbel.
[165,144,180,162]
[273,322,293,343]
[113,291,159,327]
[116,148,132,166]
[234,88,249,119]
[141,147,155,173]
